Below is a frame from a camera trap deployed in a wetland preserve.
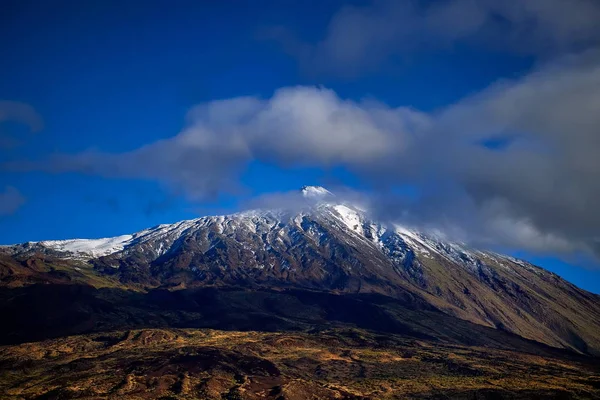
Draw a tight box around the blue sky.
[2,0,600,293]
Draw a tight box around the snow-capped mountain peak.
[7,186,512,279]
[301,185,334,199]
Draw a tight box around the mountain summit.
[2,189,600,356]
[300,185,334,199]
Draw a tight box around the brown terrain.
[2,328,600,399]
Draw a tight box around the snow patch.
[39,235,133,258]
[332,204,363,235]
[301,185,333,199]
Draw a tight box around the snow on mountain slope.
[21,186,486,271]
[26,218,203,259]
[38,235,134,258]
[331,204,364,235]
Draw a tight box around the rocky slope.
[2,186,600,355]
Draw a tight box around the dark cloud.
[431,50,600,256]
[266,0,600,76]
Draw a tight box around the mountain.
[2,186,600,398]
[2,186,600,357]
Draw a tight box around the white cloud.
[34,86,421,199]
